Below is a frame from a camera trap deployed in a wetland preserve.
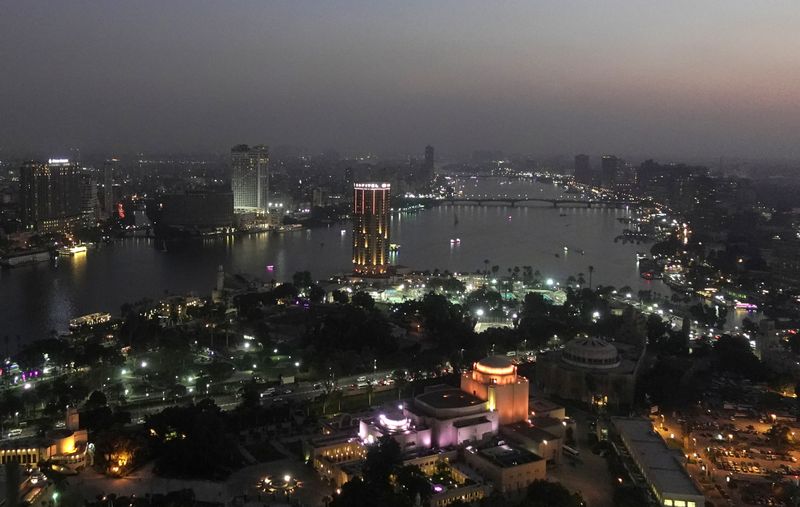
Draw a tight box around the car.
[356,376,367,383]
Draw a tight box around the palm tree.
[588,265,595,289]
[483,259,490,279]
[366,383,375,407]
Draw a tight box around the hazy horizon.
[2,1,799,161]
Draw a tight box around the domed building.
[562,336,621,369]
[461,355,529,425]
[535,336,643,409]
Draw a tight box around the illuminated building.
[19,159,85,233]
[352,182,391,275]
[231,144,269,212]
[535,336,643,409]
[360,389,499,450]
[463,443,545,494]
[460,356,529,425]
[612,417,704,507]
[0,429,88,468]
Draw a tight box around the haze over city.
[6,3,800,507]
[2,1,799,160]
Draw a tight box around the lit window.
[674,502,686,507]
[687,503,695,507]
[664,501,673,506]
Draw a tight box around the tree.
[86,390,108,410]
[395,465,431,505]
[272,283,298,301]
[713,335,765,380]
[292,271,313,289]
[588,265,595,289]
[352,291,375,310]
[331,290,349,304]
[307,284,326,303]
[521,480,584,507]
[363,435,402,485]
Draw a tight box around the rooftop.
[453,416,491,428]
[476,444,542,468]
[612,417,703,498]
[503,422,558,443]
[416,389,485,410]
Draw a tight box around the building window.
[674,502,686,507]
[664,501,673,506]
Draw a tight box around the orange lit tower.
[461,356,529,425]
[352,182,391,275]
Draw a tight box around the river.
[0,177,667,348]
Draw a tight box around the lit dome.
[378,410,410,433]
[562,337,620,369]
[475,356,515,376]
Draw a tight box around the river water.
[0,178,666,347]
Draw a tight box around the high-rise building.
[102,159,117,217]
[600,155,619,189]
[19,159,85,233]
[573,154,592,184]
[352,182,391,275]
[231,144,269,212]
[79,170,99,226]
[423,145,435,181]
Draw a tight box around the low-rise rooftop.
[612,417,703,499]
[475,444,542,468]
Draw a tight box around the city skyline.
[1,1,799,161]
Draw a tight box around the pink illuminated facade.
[461,356,530,425]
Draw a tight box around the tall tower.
[102,159,117,217]
[19,159,84,232]
[423,145,435,180]
[574,154,591,185]
[601,155,619,189]
[231,144,269,212]
[352,183,391,276]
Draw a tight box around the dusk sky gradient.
[2,1,799,159]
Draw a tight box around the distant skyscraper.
[601,155,619,189]
[231,144,269,212]
[423,145,435,179]
[352,182,391,275]
[19,159,84,232]
[102,159,117,217]
[574,154,592,184]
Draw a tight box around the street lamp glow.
[141,361,148,368]
[475,309,484,317]
[546,278,554,286]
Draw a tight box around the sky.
[1,1,799,160]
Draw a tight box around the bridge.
[404,195,639,208]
